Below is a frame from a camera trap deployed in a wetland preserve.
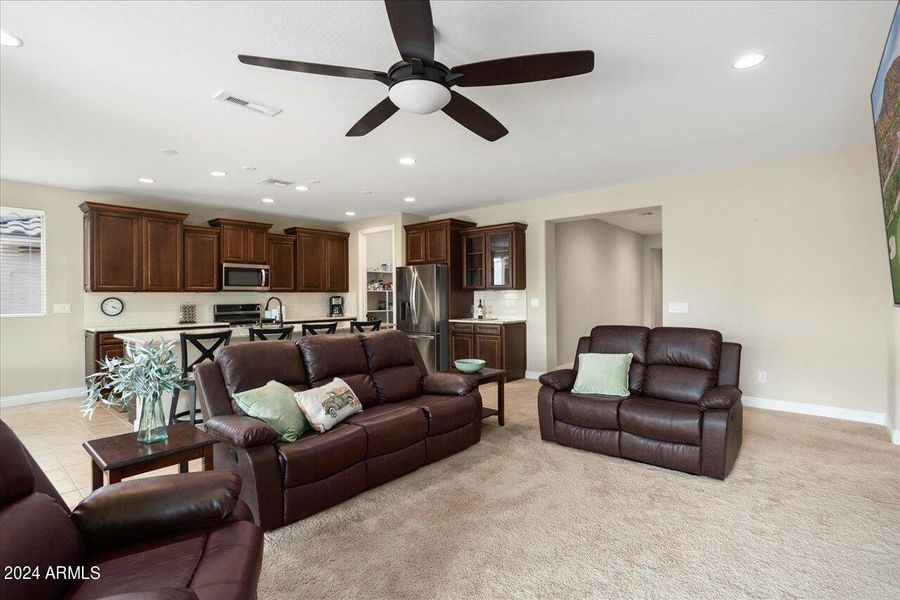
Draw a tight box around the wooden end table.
[83,423,218,491]
[445,367,506,426]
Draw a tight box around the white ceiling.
[0,1,895,221]
[597,208,662,236]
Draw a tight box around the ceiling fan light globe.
[388,80,451,114]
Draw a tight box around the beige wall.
[641,234,663,327]
[0,179,339,399]
[435,144,895,416]
[891,308,900,440]
[554,219,646,364]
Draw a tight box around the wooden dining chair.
[302,322,338,335]
[169,330,232,426]
[350,320,382,332]
[249,325,295,341]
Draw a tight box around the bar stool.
[302,322,338,335]
[249,325,295,341]
[169,330,232,426]
[350,320,381,332]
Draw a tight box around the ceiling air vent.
[212,90,281,117]
[257,178,294,188]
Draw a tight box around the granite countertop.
[116,320,355,346]
[449,318,527,324]
[86,316,357,334]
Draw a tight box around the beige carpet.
[260,379,900,599]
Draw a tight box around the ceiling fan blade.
[346,97,399,137]
[451,50,594,87]
[238,54,387,82]
[384,0,434,63]
[441,91,508,142]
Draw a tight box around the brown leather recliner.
[194,330,482,531]
[0,420,263,600]
[538,326,742,479]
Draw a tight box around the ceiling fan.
[238,0,594,141]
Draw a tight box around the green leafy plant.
[83,339,184,419]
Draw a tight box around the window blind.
[0,207,46,316]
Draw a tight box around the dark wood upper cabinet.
[406,229,426,264]
[425,226,448,263]
[461,223,527,290]
[142,217,182,291]
[208,219,272,265]
[286,227,349,293]
[183,226,219,292]
[81,202,187,292]
[267,234,296,292]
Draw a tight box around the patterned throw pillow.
[232,380,310,442]
[294,378,363,433]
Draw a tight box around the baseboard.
[743,395,887,427]
[525,370,542,380]
[0,387,87,408]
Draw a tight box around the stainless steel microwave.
[221,263,270,291]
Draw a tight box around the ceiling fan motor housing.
[386,60,453,114]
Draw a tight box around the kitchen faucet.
[264,296,284,326]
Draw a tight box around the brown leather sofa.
[194,330,482,531]
[538,326,742,479]
[0,420,263,600]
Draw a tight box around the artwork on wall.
[872,3,900,306]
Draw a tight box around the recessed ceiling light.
[345,211,356,216]
[210,170,227,177]
[308,179,321,185]
[295,185,309,192]
[732,53,766,70]
[360,190,372,195]
[398,157,416,166]
[0,30,23,47]
[261,198,275,204]
[404,197,416,202]
[160,148,178,155]
[243,166,257,171]
[138,177,155,184]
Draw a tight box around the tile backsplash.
[84,292,347,328]
[472,290,527,320]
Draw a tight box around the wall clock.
[100,297,124,317]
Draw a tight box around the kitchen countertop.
[449,318,527,325]
[116,321,355,346]
[86,316,356,334]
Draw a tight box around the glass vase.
[136,394,168,444]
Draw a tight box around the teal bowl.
[454,359,486,373]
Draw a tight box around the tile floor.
[2,397,207,509]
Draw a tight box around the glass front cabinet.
[461,223,527,290]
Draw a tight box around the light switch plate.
[53,303,72,314]
[757,371,767,383]
[668,302,688,314]
[530,298,540,308]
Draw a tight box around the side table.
[83,423,218,490]
[444,367,506,426]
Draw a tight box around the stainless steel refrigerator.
[396,264,449,373]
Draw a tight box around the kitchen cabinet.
[285,227,349,292]
[404,219,476,319]
[268,233,296,292]
[208,218,272,265]
[461,223,527,290]
[183,226,219,292]
[81,202,188,292]
[449,321,527,381]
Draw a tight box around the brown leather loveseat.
[194,330,482,531]
[0,420,263,600]
[538,326,742,479]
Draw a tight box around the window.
[0,207,46,317]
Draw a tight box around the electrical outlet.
[668,302,688,314]
[53,303,72,314]
[757,371,767,383]
[530,298,540,308]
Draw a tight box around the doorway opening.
[552,207,662,367]
[358,225,396,329]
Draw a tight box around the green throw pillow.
[572,353,633,396]
[232,380,310,442]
